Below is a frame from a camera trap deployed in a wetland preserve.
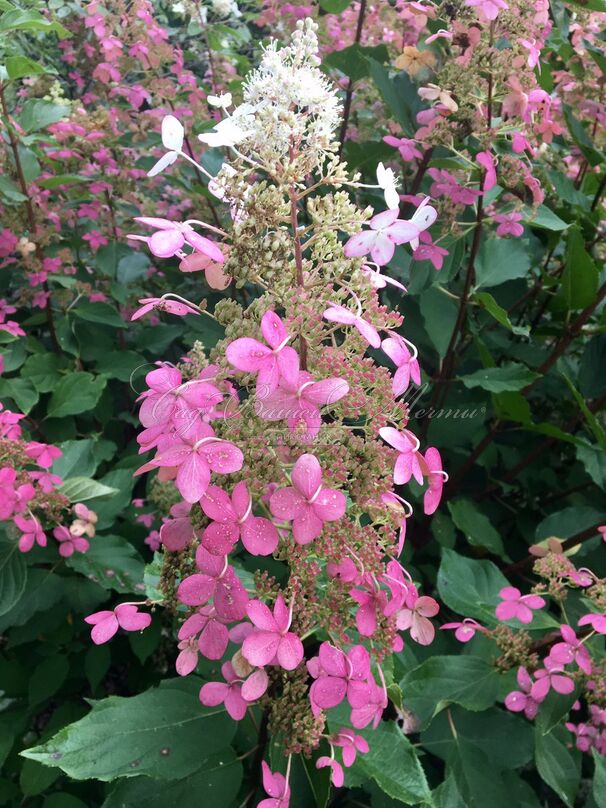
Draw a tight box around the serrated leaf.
[66,535,145,594]
[447,498,505,556]
[47,372,107,418]
[21,679,236,782]
[534,725,580,807]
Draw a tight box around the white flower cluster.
[210,0,241,18]
[238,18,342,169]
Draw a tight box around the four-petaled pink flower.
[269,453,346,544]
[14,515,47,553]
[226,310,299,394]
[176,605,231,668]
[396,585,440,645]
[504,667,540,719]
[148,421,243,503]
[242,595,304,671]
[332,728,369,767]
[422,448,446,515]
[200,481,279,556]
[177,546,248,621]
[199,661,268,720]
[531,657,575,702]
[128,217,225,262]
[308,643,371,715]
[259,761,290,808]
[24,441,62,469]
[131,296,200,321]
[84,603,151,645]
[495,586,546,625]
[323,301,381,349]
[53,525,90,557]
[344,200,437,266]
[494,211,524,238]
[255,364,349,443]
[549,625,593,675]
[578,613,606,635]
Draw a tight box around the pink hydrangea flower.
[131,295,200,321]
[379,426,423,485]
[259,761,290,808]
[225,310,299,394]
[308,643,371,715]
[344,200,437,265]
[53,525,90,557]
[494,211,524,237]
[242,595,304,671]
[177,547,248,621]
[255,365,349,443]
[332,728,369,766]
[316,756,344,787]
[396,585,440,645]
[85,603,151,644]
[549,625,593,675]
[199,661,268,720]
[381,333,421,396]
[422,448,447,515]
[465,0,508,21]
[323,301,381,349]
[200,481,279,556]
[14,515,47,552]
[495,586,546,624]
[504,667,540,719]
[176,605,231,668]
[269,453,346,544]
[24,441,62,469]
[531,658,575,701]
[578,613,606,634]
[440,618,484,642]
[350,681,388,729]
[383,135,423,161]
[477,150,497,191]
[128,217,224,262]
[412,232,449,270]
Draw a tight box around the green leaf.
[5,55,52,79]
[399,656,501,728]
[420,287,459,357]
[0,8,69,36]
[38,175,89,190]
[0,174,27,202]
[116,252,150,284]
[592,749,606,808]
[563,104,604,166]
[21,353,64,392]
[29,655,69,706]
[521,205,569,231]
[319,0,352,11]
[102,750,243,808]
[329,705,431,805]
[18,99,69,133]
[52,440,98,479]
[21,679,237,782]
[447,498,505,556]
[58,477,119,503]
[534,725,580,807]
[561,372,606,451]
[0,537,27,617]
[459,363,538,393]
[555,229,599,311]
[324,43,388,83]
[94,350,146,382]
[0,376,39,413]
[66,535,145,594]
[367,59,420,136]
[535,505,605,541]
[475,291,529,336]
[579,334,606,398]
[474,238,532,288]
[47,372,107,418]
[535,689,579,736]
[437,548,556,629]
[73,301,126,329]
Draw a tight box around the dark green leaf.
[0,537,28,617]
[47,372,107,418]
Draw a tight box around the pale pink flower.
[177,605,230,663]
[396,585,439,645]
[131,296,200,321]
[465,0,508,21]
[440,618,484,642]
[383,135,423,161]
[422,448,446,515]
[381,333,421,395]
[578,613,606,634]
[14,515,47,553]
[128,217,224,262]
[494,211,524,237]
[269,453,346,544]
[332,728,369,766]
[379,426,422,484]
[242,595,304,671]
[476,150,497,191]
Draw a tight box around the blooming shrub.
[0,1,604,807]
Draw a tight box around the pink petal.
[198,621,229,660]
[241,669,269,701]
[277,633,304,670]
[293,505,324,544]
[292,453,322,499]
[242,630,281,667]
[200,485,237,522]
[241,516,279,556]
[311,677,348,709]
[225,338,271,372]
[261,310,288,349]
[355,318,381,348]
[90,615,119,644]
[185,232,225,263]
[304,378,349,407]
[246,600,279,632]
[200,441,244,475]
[343,230,377,258]
[148,229,184,258]
[323,304,357,325]
[201,521,239,555]
[269,486,304,521]
[115,604,151,632]
[224,686,248,720]
[318,644,347,677]
[370,232,395,266]
[313,489,346,522]
[175,452,210,503]
[199,681,228,707]
[177,573,215,606]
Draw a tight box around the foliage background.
[0,0,605,806]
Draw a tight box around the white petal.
[147,151,178,177]
[161,115,184,151]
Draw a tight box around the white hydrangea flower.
[210,0,241,18]
[147,115,184,177]
[376,163,400,210]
